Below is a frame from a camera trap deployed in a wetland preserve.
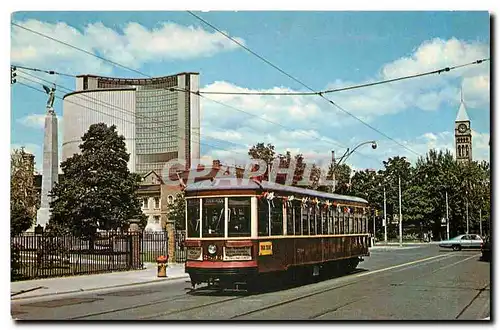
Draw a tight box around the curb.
[11,274,190,301]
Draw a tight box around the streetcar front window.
[202,198,225,237]
[186,198,200,238]
[228,197,251,237]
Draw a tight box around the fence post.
[166,220,175,263]
[128,220,142,269]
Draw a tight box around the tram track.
[44,252,465,320]
[230,254,460,319]
[138,295,246,320]
[227,253,473,320]
[68,284,243,320]
[140,253,455,320]
[68,290,195,320]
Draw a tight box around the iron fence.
[141,231,169,263]
[175,230,186,263]
[11,231,169,281]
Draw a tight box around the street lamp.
[331,140,377,192]
[398,174,402,247]
[378,181,388,244]
[335,141,377,168]
[437,169,460,240]
[384,166,404,247]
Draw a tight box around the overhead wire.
[15,75,253,160]
[193,58,489,96]
[16,69,347,159]
[187,11,462,158]
[10,64,77,78]
[9,31,383,167]
[10,22,381,165]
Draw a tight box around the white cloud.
[11,19,245,74]
[200,39,489,135]
[197,37,489,171]
[17,114,45,129]
[17,113,63,129]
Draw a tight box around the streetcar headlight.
[208,244,217,255]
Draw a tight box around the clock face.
[458,124,467,133]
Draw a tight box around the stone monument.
[35,84,59,228]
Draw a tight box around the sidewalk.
[11,262,188,301]
[374,241,440,246]
[370,241,438,250]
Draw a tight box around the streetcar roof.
[184,178,368,204]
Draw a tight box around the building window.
[153,216,160,224]
[167,195,175,205]
[142,198,148,209]
[154,197,160,209]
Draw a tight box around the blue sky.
[10,11,490,173]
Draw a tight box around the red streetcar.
[184,178,370,290]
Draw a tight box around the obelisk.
[36,85,58,228]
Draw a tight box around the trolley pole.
[398,175,402,247]
[383,186,387,244]
[445,190,449,240]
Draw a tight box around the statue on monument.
[43,84,56,110]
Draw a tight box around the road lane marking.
[351,254,452,280]
[230,254,455,319]
[392,253,481,287]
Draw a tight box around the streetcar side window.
[228,197,251,237]
[286,202,294,235]
[349,213,354,234]
[340,210,347,234]
[333,208,338,234]
[271,199,284,236]
[342,210,349,234]
[309,207,316,235]
[258,199,270,236]
[322,208,328,235]
[315,207,322,235]
[302,206,309,235]
[294,204,301,236]
[202,198,225,238]
[186,198,200,238]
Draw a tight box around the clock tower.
[455,89,472,163]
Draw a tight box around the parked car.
[438,234,483,251]
[481,236,491,261]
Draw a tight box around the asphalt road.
[11,245,490,320]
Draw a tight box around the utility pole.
[479,209,482,238]
[398,175,402,247]
[383,185,387,243]
[445,190,449,240]
[466,199,469,234]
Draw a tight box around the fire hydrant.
[156,255,168,277]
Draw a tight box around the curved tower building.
[62,73,200,174]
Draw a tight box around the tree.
[48,123,146,237]
[11,148,37,236]
[330,163,352,194]
[248,143,276,180]
[167,191,186,230]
